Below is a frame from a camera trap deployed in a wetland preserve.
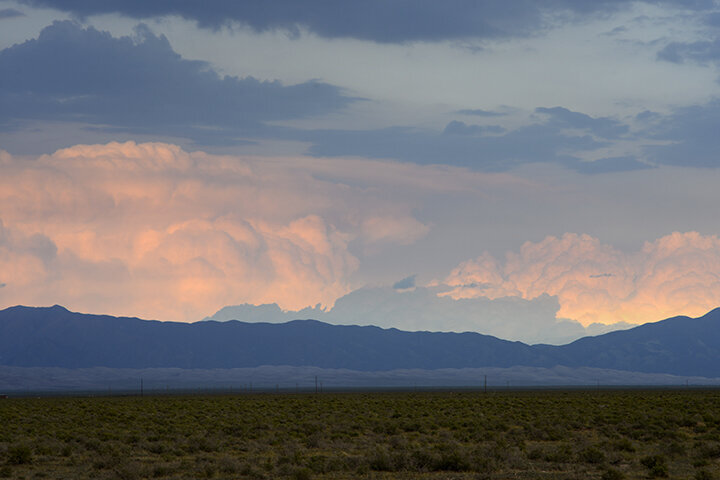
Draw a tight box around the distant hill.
[1,305,720,377]
[536,310,720,377]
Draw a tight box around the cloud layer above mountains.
[2,141,720,342]
[0,142,367,320]
[443,232,720,326]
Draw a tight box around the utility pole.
[140,378,144,397]
[315,376,318,394]
[484,375,487,393]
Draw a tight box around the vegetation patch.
[1,389,720,478]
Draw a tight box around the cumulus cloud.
[442,232,720,326]
[0,141,435,321]
[0,21,353,144]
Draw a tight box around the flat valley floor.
[2,389,720,479]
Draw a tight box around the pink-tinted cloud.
[0,141,440,321]
[443,232,720,326]
[361,216,431,248]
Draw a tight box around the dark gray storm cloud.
[19,0,717,43]
[0,21,353,143]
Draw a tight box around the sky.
[2,1,720,344]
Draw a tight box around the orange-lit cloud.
[5,140,719,330]
[0,141,441,321]
[442,232,720,326]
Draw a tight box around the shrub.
[612,438,635,452]
[544,444,573,463]
[641,455,669,478]
[601,468,625,480]
[152,464,174,477]
[432,449,471,472]
[367,448,393,471]
[6,445,32,465]
[113,461,145,480]
[580,446,606,464]
[697,442,720,460]
[292,467,312,480]
[696,470,714,480]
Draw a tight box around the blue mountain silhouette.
[1,305,719,376]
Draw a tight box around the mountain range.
[1,305,720,378]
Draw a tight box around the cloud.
[443,120,505,136]
[305,124,598,171]
[456,109,508,117]
[573,156,653,174]
[0,21,353,144]
[18,0,714,43]
[442,232,720,326]
[657,38,720,64]
[642,99,720,167]
[207,286,587,345]
[303,112,644,174]
[0,8,24,19]
[392,275,416,290]
[361,216,430,247]
[0,141,438,321]
[534,107,629,139]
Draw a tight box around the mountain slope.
[546,308,720,377]
[0,305,548,370]
[1,305,720,376]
